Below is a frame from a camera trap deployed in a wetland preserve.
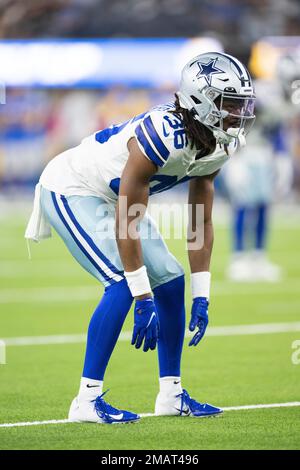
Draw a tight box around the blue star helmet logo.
[196,58,225,86]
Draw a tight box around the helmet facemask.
[186,87,256,146]
[210,90,255,146]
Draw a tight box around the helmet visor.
[218,93,256,136]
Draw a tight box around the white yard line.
[3,334,88,346]
[0,286,101,303]
[3,322,300,346]
[206,322,300,336]
[0,419,70,428]
[1,280,300,303]
[0,402,299,428]
[0,261,82,278]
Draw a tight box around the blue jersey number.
[109,175,177,196]
[163,115,188,150]
[163,115,182,130]
[149,175,178,194]
[109,174,192,196]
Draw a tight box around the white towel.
[24,183,52,242]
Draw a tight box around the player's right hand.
[131,298,159,352]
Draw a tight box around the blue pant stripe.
[60,195,123,278]
[51,192,113,284]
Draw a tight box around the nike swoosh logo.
[175,407,190,416]
[173,381,180,385]
[146,312,156,328]
[108,413,124,421]
[162,122,170,137]
[86,384,100,388]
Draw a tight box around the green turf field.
[0,209,299,450]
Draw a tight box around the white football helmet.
[177,52,256,145]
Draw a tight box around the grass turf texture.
[0,210,300,449]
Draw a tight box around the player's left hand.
[189,297,209,346]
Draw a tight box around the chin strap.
[213,127,246,148]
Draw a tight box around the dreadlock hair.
[171,93,216,157]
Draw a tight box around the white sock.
[159,376,182,398]
[78,377,103,403]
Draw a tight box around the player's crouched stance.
[26,52,255,424]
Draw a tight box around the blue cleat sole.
[191,409,223,418]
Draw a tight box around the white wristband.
[124,265,152,297]
[191,272,211,299]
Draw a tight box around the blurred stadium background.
[0,0,300,450]
[0,0,300,197]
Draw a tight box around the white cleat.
[251,252,282,282]
[68,396,102,423]
[227,252,282,283]
[155,389,223,418]
[155,392,188,416]
[227,253,255,282]
[68,391,140,424]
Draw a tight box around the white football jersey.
[40,103,233,202]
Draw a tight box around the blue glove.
[131,298,159,352]
[189,297,209,346]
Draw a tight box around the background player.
[225,51,298,282]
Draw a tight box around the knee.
[153,271,185,295]
[153,274,185,306]
[150,254,184,290]
[104,278,133,302]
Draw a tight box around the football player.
[225,51,298,282]
[25,52,255,424]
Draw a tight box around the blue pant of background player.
[233,203,268,252]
